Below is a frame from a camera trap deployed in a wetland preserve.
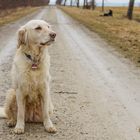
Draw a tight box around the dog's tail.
[0,107,6,118]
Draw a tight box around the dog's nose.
[49,32,56,38]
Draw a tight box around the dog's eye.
[48,26,50,28]
[35,26,42,30]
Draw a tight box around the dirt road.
[0,6,140,140]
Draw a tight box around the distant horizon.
[49,0,140,6]
[96,2,140,7]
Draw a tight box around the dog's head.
[17,20,56,48]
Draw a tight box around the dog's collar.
[24,53,38,70]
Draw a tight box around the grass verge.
[60,6,140,66]
[0,7,40,26]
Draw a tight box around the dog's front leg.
[14,89,25,134]
[48,93,54,115]
[42,88,56,133]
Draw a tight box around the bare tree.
[0,0,49,10]
[91,0,95,10]
[56,0,63,5]
[83,0,86,9]
[63,0,67,6]
[70,0,73,6]
[127,0,135,20]
[102,0,104,12]
[77,0,79,7]
[83,0,89,9]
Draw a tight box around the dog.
[100,9,113,17]
[0,20,57,134]
[104,10,113,16]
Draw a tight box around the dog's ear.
[17,26,26,48]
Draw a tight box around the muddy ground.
[0,6,140,140]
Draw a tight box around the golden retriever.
[0,20,57,134]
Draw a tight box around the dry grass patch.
[60,6,140,66]
[0,7,40,26]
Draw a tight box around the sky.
[96,0,139,3]
[49,0,140,5]
[97,0,129,2]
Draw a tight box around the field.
[60,6,140,66]
[0,7,39,26]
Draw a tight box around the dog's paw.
[14,127,24,134]
[44,119,57,133]
[46,126,57,133]
[7,120,16,127]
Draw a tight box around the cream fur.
[1,20,56,134]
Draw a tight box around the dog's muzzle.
[40,32,56,46]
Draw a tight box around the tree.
[83,0,86,9]
[63,0,67,6]
[77,0,79,7]
[127,0,135,20]
[70,0,72,6]
[83,0,88,9]
[91,0,95,10]
[0,0,48,10]
[56,0,62,5]
[102,0,104,12]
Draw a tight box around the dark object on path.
[104,10,113,16]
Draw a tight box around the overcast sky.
[97,0,139,3]
[49,0,139,5]
[96,0,129,2]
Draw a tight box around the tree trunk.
[77,0,79,8]
[102,0,104,12]
[63,0,67,6]
[83,0,86,9]
[127,0,135,20]
[91,0,95,10]
[70,0,72,6]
